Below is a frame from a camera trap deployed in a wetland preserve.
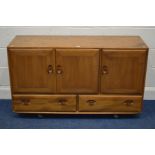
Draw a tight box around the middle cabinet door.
[56,49,99,93]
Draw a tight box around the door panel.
[9,49,56,93]
[56,49,99,93]
[101,50,147,94]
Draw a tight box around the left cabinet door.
[8,49,56,93]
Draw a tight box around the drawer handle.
[21,99,30,105]
[87,100,96,106]
[123,100,134,106]
[47,65,53,74]
[58,99,67,105]
[102,65,108,74]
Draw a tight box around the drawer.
[13,95,77,112]
[79,95,142,112]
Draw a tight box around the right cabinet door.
[101,49,147,94]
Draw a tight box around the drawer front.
[13,95,77,112]
[79,95,142,112]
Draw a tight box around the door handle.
[56,65,63,74]
[102,65,108,74]
[47,65,53,74]
[56,69,63,74]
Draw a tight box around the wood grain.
[8,36,148,49]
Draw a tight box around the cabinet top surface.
[8,35,148,49]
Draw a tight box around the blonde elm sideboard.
[7,36,148,114]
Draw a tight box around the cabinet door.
[101,50,147,94]
[8,49,56,93]
[56,49,99,93]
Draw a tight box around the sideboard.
[7,36,148,115]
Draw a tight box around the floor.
[0,100,155,129]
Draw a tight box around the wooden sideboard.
[7,36,148,114]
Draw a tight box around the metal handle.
[47,65,53,74]
[123,100,134,106]
[58,99,67,105]
[102,65,108,74]
[21,99,30,105]
[87,100,96,106]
